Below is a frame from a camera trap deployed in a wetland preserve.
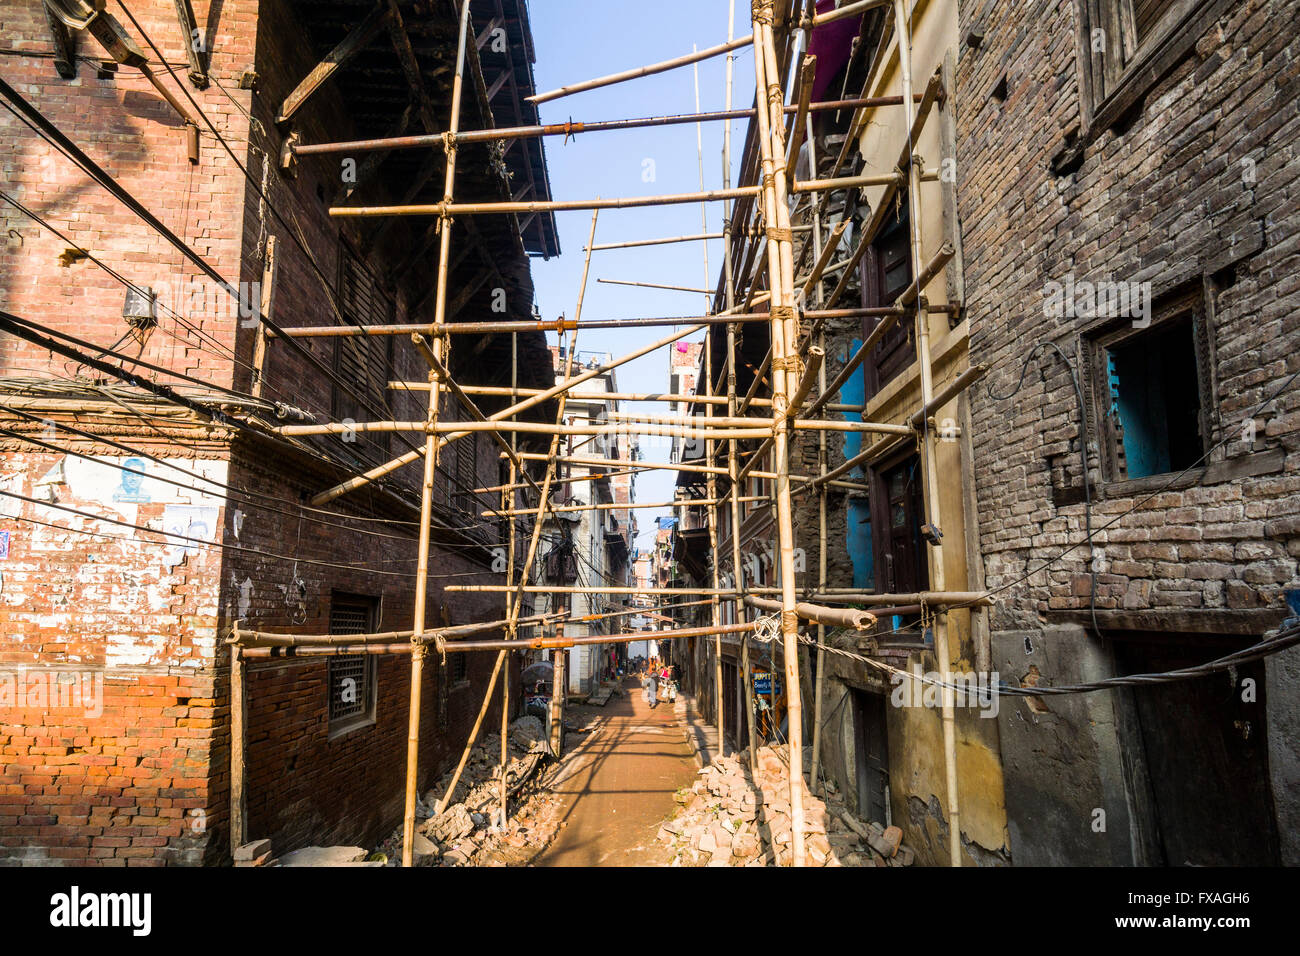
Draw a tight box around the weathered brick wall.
[219,436,513,856]
[0,0,256,390]
[0,446,226,866]
[958,0,1300,629]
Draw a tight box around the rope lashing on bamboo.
[752,0,774,26]
[752,613,780,643]
[782,609,799,634]
[766,227,793,242]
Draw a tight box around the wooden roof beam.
[277,2,390,126]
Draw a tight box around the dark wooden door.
[1115,635,1280,865]
[852,689,891,823]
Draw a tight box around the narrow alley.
[535,679,696,866]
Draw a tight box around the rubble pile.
[370,716,563,866]
[658,744,916,867]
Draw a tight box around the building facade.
[0,0,556,865]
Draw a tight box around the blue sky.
[526,1,754,549]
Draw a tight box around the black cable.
[987,340,1101,637]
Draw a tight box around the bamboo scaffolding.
[327,172,901,220]
[402,0,472,869]
[597,278,716,294]
[294,96,927,159]
[483,496,764,518]
[752,0,808,866]
[526,0,886,105]
[588,232,722,251]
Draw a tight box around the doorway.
[852,688,891,824]
[1114,634,1280,865]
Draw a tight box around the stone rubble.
[370,716,565,867]
[658,743,916,867]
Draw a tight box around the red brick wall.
[0,0,256,391]
[0,446,227,866]
[218,438,515,857]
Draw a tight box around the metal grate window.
[328,598,376,731]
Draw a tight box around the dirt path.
[533,678,697,866]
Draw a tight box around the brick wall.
[0,445,227,866]
[0,0,256,391]
[957,0,1300,630]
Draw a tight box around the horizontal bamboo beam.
[231,610,567,649]
[604,409,912,436]
[526,0,886,105]
[587,232,722,251]
[278,420,771,440]
[808,590,996,607]
[328,174,901,219]
[598,278,716,294]
[294,97,921,158]
[452,621,758,652]
[271,305,890,339]
[446,585,740,596]
[483,496,764,518]
[744,596,877,632]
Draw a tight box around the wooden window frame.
[1080,287,1217,494]
[1077,0,1238,135]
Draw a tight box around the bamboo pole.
[549,648,565,755]
[529,33,756,105]
[808,106,829,794]
[293,97,922,158]
[446,585,746,596]
[722,0,759,771]
[327,173,900,219]
[744,596,877,631]
[705,310,726,756]
[229,633,247,857]
[525,0,886,105]
[402,0,473,869]
[588,232,722,251]
[273,303,891,339]
[415,387,861,416]
[310,318,710,505]
[892,0,960,867]
[237,622,761,658]
[752,0,808,866]
[597,278,716,294]
[450,620,758,653]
